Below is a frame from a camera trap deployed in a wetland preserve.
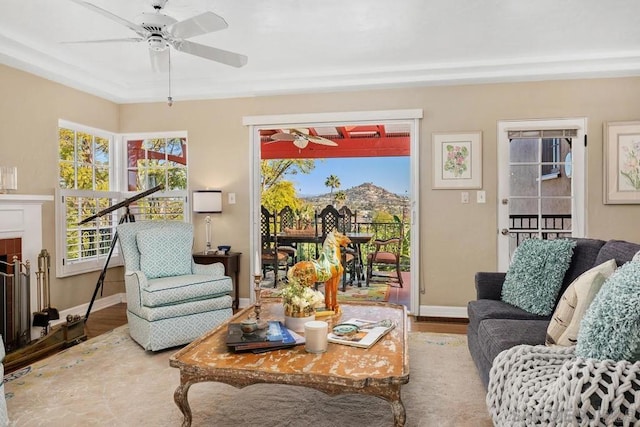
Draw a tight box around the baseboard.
[418,305,468,319]
[50,293,127,327]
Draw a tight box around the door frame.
[497,117,587,271]
[243,109,423,315]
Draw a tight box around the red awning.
[260,125,410,159]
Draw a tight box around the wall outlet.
[461,191,469,204]
[477,190,486,204]
[228,193,236,204]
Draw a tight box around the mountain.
[301,183,409,218]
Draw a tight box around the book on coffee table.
[227,321,300,352]
[327,318,396,349]
[226,320,283,346]
[250,328,305,354]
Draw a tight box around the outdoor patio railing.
[278,214,572,274]
[508,214,572,246]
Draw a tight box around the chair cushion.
[576,260,640,361]
[137,227,193,279]
[467,299,548,336]
[501,238,576,316]
[141,274,233,307]
[545,259,617,346]
[262,251,288,262]
[477,318,549,365]
[368,251,396,263]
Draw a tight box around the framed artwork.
[432,131,482,189]
[604,121,640,204]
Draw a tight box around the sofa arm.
[123,271,146,309]
[191,260,225,277]
[475,272,507,300]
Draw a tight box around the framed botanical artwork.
[432,131,482,189]
[604,121,640,204]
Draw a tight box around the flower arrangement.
[280,279,325,317]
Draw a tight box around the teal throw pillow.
[575,260,640,362]
[136,227,193,279]
[501,238,576,316]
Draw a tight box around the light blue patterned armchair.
[1,334,8,426]
[116,221,233,351]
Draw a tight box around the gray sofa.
[467,238,640,389]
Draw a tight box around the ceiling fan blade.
[61,37,144,44]
[149,49,170,73]
[307,135,339,146]
[170,39,248,68]
[69,0,149,37]
[167,12,228,39]
[289,129,338,146]
[271,132,297,142]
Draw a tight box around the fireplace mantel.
[0,194,54,204]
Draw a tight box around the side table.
[192,251,241,310]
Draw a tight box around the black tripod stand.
[78,185,164,322]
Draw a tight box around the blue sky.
[290,157,410,197]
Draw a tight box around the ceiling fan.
[66,0,248,73]
[269,129,338,150]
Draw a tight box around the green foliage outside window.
[59,129,188,266]
[59,127,114,263]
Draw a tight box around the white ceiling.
[2,0,640,104]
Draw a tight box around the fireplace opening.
[0,238,22,349]
[1,254,8,343]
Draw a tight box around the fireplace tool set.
[32,249,59,332]
[3,249,86,372]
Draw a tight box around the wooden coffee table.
[169,301,409,426]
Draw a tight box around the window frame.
[55,122,190,278]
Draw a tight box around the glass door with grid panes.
[497,118,586,271]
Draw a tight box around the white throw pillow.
[545,259,617,346]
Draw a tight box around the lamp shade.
[192,190,222,213]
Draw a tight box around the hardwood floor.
[84,302,467,340]
[84,303,129,339]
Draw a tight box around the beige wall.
[3,62,640,313]
[0,65,123,311]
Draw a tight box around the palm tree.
[334,190,346,206]
[325,174,341,195]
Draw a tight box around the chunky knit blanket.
[487,345,640,426]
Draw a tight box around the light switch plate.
[228,193,236,204]
[477,191,486,204]
[461,191,469,204]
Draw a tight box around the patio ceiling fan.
[65,0,248,72]
[269,129,338,149]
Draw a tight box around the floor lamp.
[192,190,223,254]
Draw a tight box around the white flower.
[281,278,325,316]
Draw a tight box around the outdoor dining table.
[277,231,374,290]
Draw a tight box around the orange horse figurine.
[287,231,351,312]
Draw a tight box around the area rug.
[261,282,391,303]
[3,326,491,427]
